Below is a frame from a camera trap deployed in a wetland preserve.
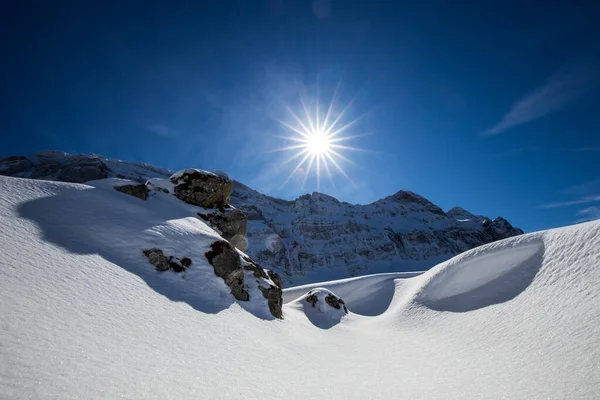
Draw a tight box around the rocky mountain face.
[0,150,524,285]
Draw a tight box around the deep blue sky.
[1,0,599,232]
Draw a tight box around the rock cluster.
[142,248,192,272]
[305,288,348,314]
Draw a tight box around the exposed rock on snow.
[204,241,283,318]
[171,169,232,208]
[205,240,249,301]
[198,207,248,251]
[114,183,149,200]
[325,293,348,313]
[143,248,171,271]
[143,248,192,273]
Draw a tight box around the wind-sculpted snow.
[1,175,599,398]
[415,239,544,312]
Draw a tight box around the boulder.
[198,207,248,251]
[143,248,170,271]
[114,184,149,200]
[205,240,283,318]
[259,284,283,319]
[205,240,242,279]
[171,169,232,208]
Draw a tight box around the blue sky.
[1,1,599,232]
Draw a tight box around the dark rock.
[267,270,281,288]
[0,156,33,176]
[325,293,348,314]
[243,260,269,279]
[225,268,249,301]
[143,248,170,271]
[306,293,318,307]
[58,155,109,183]
[171,169,233,208]
[259,284,283,319]
[114,184,149,200]
[143,248,192,273]
[205,240,249,301]
[169,256,192,273]
[197,207,247,251]
[205,240,242,279]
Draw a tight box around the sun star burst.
[273,90,367,190]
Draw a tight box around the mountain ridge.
[0,150,524,284]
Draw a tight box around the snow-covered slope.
[1,175,599,399]
[1,150,524,285]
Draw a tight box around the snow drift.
[1,175,599,399]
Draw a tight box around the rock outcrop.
[114,183,149,200]
[198,207,248,251]
[171,169,232,208]
[205,241,283,318]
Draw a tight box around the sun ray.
[322,80,341,130]
[323,93,359,136]
[274,135,309,143]
[301,154,316,190]
[329,148,356,166]
[276,120,312,139]
[320,153,338,192]
[280,151,312,189]
[286,107,312,137]
[300,97,316,133]
[328,133,372,143]
[325,152,355,187]
[330,144,368,152]
[283,148,310,164]
[266,144,308,153]
[326,109,372,139]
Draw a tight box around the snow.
[146,177,175,194]
[1,175,600,399]
[170,168,218,181]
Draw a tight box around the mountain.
[1,173,598,398]
[0,150,523,284]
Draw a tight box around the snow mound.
[288,288,348,329]
[415,238,544,312]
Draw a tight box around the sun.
[305,129,331,155]
[272,88,367,190]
